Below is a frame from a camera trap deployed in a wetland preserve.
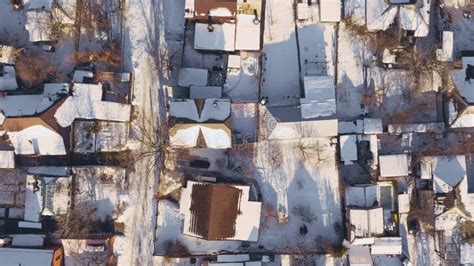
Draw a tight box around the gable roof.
[421,155,466,193]
[189,182,242,240]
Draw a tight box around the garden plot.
[253,137,343,251]
[336,23,370,119]
[260,0,301,106]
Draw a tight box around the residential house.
[0,243,64,266]
[447,52,474,128]
[420,155,467,194]
[179,181,262,241]
[379,154,409,178]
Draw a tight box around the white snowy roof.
[421,155,466,193]
[169,99,231,122]
[399,4,429,37]
[11,234,45,247]
[436,31,453,62]
[0,45,16,65]
[371,237,402,255]
[72,70,94,83]
[349,246,373,266]
[0,150,15,168]
[452,56,474,104]
[190,86,222,99]
[0,65,18,91]
[346,185,378,208]
[194,23,236,51]
[319,0,341,22]
[363,118,383,134]
[235,14,261,51]
[398,194,410,213]
[340,135,358,165]
[5,125,66,155]
[301,76,336,119]
[227,55,241,69]
[25,10,52,42]
[0,247,56,266]
[379,154,409,177]
[170,124,232,149]
[350,208,384,238]
[461,243,474,265]
[180,181,261,241]
[0,83,67,116]
[54,83,131,127]
[268,119,338,140]
[339,120,364,134]
[217,254,250,263]
[25,175,43,222]
[25,0,53,10]
[178,68,208,87]
[366,0,397,31]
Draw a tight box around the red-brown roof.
[194,0,237,21]
[189,183,242,240]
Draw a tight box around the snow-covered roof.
[435,207,468,232]
[371,237,402,255]
[363,118,383,134]
[339,120,364,134]
[301,76,336,119]
[0,150,15,168]
[436,31,453,62]
[0,83,67,116]
[0,45,16,65]
[194,23,236,51]
[350,207,384,238]
[379,154,409,177]
[180,181,261,241]
[0,65,18,91]
[461,243,474,265]
[11,234,45,247]
[0,247,57,266]
[73,70,94,83]
[25,10,52,42]
[178,68,208,87]
[297,3,310,20]
[319,0,341,22]
[25,0,53,10]
[346,185,378,208]
[268,119,338,140]
[190,86,222,99]
[169,124,232,149]
[227,55,241,69]
[349,246,373,266]
[421,155,466,193]
[366,0,397,31]
[217,254,250,263]
[452,56,474,104]
[54,83,131,127]
[340,135,358,165]
[5,125,67,155]
[235,14,260,51]
[170,99,231,122]
[399,3,429,37]
[398,194,410,213]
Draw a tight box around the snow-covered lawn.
[254,138,343,251]
[260,0,300,106]
[336,23,368,119]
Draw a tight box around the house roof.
[0,65,18,91]
[169,99,231,123]
[0,45,17,65]
[0,150,15,168]
[169,123,232,149]
[194,23,236,51]
[25,10,52,42]
[436,31,454,62]
[0,247,57,266]
[301,76,336,119]
[178,68,208,87]
[371,237,402,255]
[188,0,237,20]
[180,181,261,241]
[421,155,466,193]
[190,86,222,99]
[319,0,341,22]
[452,55,474,104]
[349,207,384,238]
[349,246,373,266]
[379,154,409,177]
[340,135,358,165]
[346,185,378,208]
[235,14,261,51]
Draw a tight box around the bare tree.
[297,138,328,164]
[15,50,59,88]
[55,202,98,238]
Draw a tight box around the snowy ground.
[336,23,368,119]
[260,0,301,106]
[252,138,343,251]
